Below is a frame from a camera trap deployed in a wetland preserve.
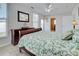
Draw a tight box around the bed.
[18,29,79,56]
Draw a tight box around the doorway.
[50,17,56,31]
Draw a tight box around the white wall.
[72,4,79,29]
[72,4,79,16]
[62,16,73,33]
[7,3,79,41]
[43,17,50,32]
[55,16,62,33]
[7,3,32,41]
[72,7,78,16]
[43,16,62,33]
[71,4,79,29]
[7,4,79,32]
[43,16,74,33]
[8,3,33,30]
[7,3,44,40]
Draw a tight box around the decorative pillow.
[62,34,73,40]
[62,30,73,40]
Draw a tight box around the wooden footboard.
[18,28,42,56]
[19,47,36,56]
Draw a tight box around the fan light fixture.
[45,3,53,12]
[48,4,52,8]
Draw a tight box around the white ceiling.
[20,3,79,16]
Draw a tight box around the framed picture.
[18,11,29,22]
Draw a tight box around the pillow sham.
[62,30,73,40]
[62,34,73,40]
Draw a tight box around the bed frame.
[18,28,42,56]
[19,47,36,56]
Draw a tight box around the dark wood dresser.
[11,28,42,45]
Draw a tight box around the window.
[33,13,39,28]
[41,19,44,30]
[0,4,7,37]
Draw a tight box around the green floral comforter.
[18,31,79,56]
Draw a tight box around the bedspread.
[18,31,79,56]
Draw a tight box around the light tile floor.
[0,44,29,56]
[0,38,10,47]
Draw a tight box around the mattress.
[18,31,79,56]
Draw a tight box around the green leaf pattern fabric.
[18,30,79,56]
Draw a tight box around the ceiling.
[20,3,79,16]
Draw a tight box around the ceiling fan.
[45,3,53,12]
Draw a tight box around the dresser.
[11,28,42,45]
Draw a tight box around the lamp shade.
[72,20,78,25]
